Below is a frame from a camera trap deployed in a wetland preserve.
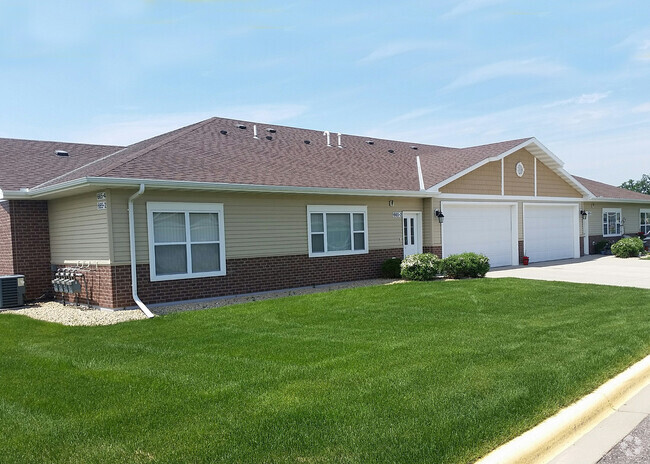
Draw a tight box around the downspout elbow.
[128,184,154,318]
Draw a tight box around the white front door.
[403,213,421,257]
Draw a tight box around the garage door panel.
[524,205,577,262]
[442,204,516,268]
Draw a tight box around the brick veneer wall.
[423,246,442,256]
[0,200,52,300]
[0,202,14,275]
[68,248,405,309]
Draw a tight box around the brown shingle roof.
[30,117,535,192]
[0,138,123,191]
[573,175,650,201]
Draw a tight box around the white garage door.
[524,204,579,263]
[442,203,517,267]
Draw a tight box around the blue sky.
[1,0,649,185]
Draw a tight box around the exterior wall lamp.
[435,209,445,224]
[580,210,588,220]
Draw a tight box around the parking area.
[487,255,650,289]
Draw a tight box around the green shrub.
[594,240,609,254]
[441,252,490,279]
[381,258,402,278]
[400,253,441,281]
[611,237,645,258]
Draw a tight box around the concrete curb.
[476,353,650,464]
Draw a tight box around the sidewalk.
[549,382,650,463]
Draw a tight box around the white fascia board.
[586,197,650,204]
[427,138,535,192]
[10,177,434,199]
[435,193,588,202]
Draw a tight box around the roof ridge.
[33,117,216,189]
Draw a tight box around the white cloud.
[441,0,507,19]
[544,92,611,108]
[632,102,650,113]
[66,104,309,146]
[359,40,442,63]
[444,58,566,90]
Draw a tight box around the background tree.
[620,174,650,195]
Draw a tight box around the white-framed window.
[307,205,368,257]
[641,209,650,234]
[602,208,622,237]
[146,202,226,281]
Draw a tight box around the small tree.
[620,174,650,195]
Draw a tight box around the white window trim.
[307,205,369,257]
[602,207,622,237]
[147,202,226,281]
[641,209,650,234]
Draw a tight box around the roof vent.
[55,150,69,157]
[388,149,395,153]
[266,128,276,133]
[236,124,247,129]
[365,140,374,145]
[265,135,273,141]
[220,130,228,135]
[410,146,418,150]
[304,140,311,144]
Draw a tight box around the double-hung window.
[602,208,622,237]
[307,206,368,257]
[641,209,650,234]
[147,202,226,281]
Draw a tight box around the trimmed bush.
[441,252,490,279]
[611,237,645,258]
[381,258,402,278]
[400,253,441,281]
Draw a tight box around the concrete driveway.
[487,255,650,289]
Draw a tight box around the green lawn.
[1,279,649,464]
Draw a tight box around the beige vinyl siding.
[503,149,535,196]
[583,202,642,237]
[422,197,433,247]
[536,161,582,198]
[440,161,501,195]
[109,189,423,264]
[48,193,111,264]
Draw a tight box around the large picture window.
[602,208,622,237]
[641,209,650,234]
[307,206,368,257]
[147,202,226,281]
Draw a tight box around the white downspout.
[128,184,154,318]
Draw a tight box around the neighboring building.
[1,117,648,309]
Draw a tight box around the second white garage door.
[523,204,579,263]
[442,202,518,267]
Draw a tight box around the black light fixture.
[435,209,445,224]
[580,210,588,220]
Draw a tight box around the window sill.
[308,249,368,258]
[150,270,226,282]
[602,234,622,238]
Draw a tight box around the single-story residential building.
[1,116,649,312]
